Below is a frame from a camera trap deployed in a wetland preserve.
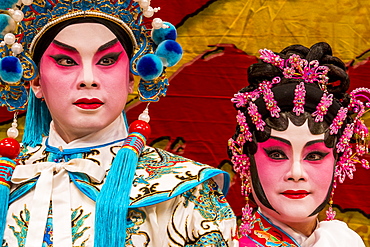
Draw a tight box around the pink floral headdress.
[229,48,370,234]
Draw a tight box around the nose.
[78,62,99,88]
[286,159,306,182]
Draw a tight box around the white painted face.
[252,120,335,224]
[32,23,133,143]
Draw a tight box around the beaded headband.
[229,48,370,235]
[0,0,183,112]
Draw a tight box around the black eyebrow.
[304,139,324,148]
[98,39,119,52]
[52,40,77,51]
[270,136,324,148]
[52,39,118,52]
[270,136,291,146]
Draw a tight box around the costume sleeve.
[167,178,238,247]
[312,220,365,247]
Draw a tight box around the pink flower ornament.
[248,102,265,131]
[240,204,256,236]
[259,49,330,86]
[293,82,306,116]
[232,91,260,108]
[329,107,348,135]
[336,123,354,153]
[259,78,281,118]
[325,206,336,221]
[335,152,356,183]
[259,49,284,68]
[236,110,253,142]
[312,93,333,122]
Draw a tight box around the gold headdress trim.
[29,10,138,56]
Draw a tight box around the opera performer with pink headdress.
[229,42,369,246]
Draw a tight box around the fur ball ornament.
[155,40,183,67]
[151,22,177,45]
[0,14,16,39]
[0,56,23,84]
[0,0,19,10]
[136,54,163,81]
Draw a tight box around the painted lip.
[281,190,310,199]
[73,98,104,110]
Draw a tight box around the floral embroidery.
[71,207,91,246]
[8,205,30,247]
[7,204,91,247]
[126,209,149,246]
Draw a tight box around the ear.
[30,76,44,99]
[128,72,135,94]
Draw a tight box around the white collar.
[48,114,128,149]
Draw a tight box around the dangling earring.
[233,156,255,236]
[240,175,255,236]
[138,103,150,123]
[7,111,19,139]
[325,179,337,220]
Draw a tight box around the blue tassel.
[22,91,52,147]
[0,157,16,241]
[94,132,146,247]
[0,184,10,240]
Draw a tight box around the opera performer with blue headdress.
[0,0,237,246]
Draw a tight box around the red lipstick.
[73,98,103,109]
[281,190,310,199]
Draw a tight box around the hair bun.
[280,44,310,58]
[306,42,333,61]
[247,63,282,88]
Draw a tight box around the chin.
[64,119,112,136]
[74,114,117,128]
[79,121,111,131]
[262,205,318,224]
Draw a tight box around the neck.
[260,208,318,237]
[284,218,317,236]
[48,115,128,148]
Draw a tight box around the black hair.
[229,42,351,216]
[32,17,134,65]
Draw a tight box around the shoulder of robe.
[129,146,230,207]
[315,220,366,247]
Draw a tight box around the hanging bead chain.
[7,112,19,139]
[139,103,151,123]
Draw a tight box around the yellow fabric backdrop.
[171,0,370,75]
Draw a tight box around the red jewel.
[0,138,21,159]
[129,120,151,139]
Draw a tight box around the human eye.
[263,148,288,160]
[304,152,329,161]
[97,52,122,66]
[50,55,78,66]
